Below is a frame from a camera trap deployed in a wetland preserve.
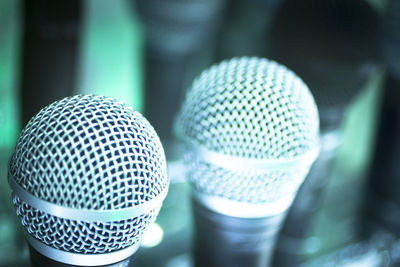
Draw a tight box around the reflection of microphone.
[8,95,169,266]
[176,57,320,267]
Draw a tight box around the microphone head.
[176,57,319,218]
[8,95,169,266]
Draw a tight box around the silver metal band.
[26,234,140,266]
[9,172,169,222]
[188,142,320,171]
[193,189,295,218]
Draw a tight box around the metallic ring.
[9,171,168,222]
[27,234,140,266]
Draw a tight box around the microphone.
[8,95,169,266]
[266,0,379,264]
[215,0,283,60]
[20,0,82,125]
[362,0,400,240]
[175,57,320,267]
[133,0,226,143]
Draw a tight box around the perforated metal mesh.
[14,196,159,254]
[9,94,168,254]
[177,57,319,203]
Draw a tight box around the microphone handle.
[272,129,340,266]
[29,244,134,267]
[192,198,287,267]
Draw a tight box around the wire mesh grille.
[9,95,168,210]
[177,57,319,203]
[185,153,311,203]
[14,196,159,254]
[8,95,168,254]
[177,57,319,159]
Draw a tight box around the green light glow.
[0,0,20,148]
[77,0,144,112]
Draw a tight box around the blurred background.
[0,0,398,266]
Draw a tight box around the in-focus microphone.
[8,95,169,266]
[175,57,320,267]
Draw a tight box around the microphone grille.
[13,196,159,254]
[9,95,168,255]
[177,57,319,160]
[176,57,319,206]
[10,94,168,210]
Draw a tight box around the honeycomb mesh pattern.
[9,95,168,254]
[9,95,168,210]
[177,57,319,203]
[177,57,319,159]
[184,153,311,203]
[14,196,159,254]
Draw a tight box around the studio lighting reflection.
[141,223,165,248]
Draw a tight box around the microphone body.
[176,57,320,267]
[215,0,282,60]
[192,200,286,267]
[272,131,340,266]
[29,246,133,267]
[8,95,169,266]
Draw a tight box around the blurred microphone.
[267,0,379,264]
[381,0,400,78]
[362,0,400,242]
[133,0,226,153]
[215,0,283,60]
[8,95,169,266]
[20,0,82,125]
[175,57,320,267]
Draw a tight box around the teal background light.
[0,0,20,149]
[77,0,144,112]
